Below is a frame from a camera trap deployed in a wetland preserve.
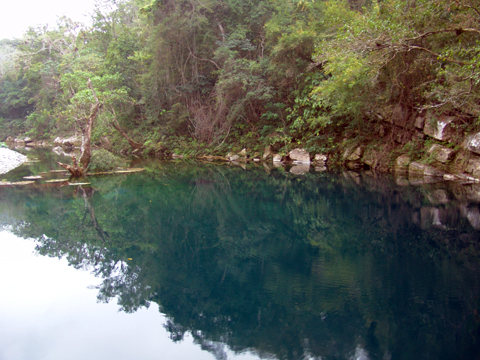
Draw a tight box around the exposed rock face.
[423,113,455,141]
[395,155,411,173]
[290,165,310,175]
[466,159,480,178]
[238,148,248,158]
[343,145,363,161]
[262,146,273,160]
[314,154,328,165]
[428,144,454,163]
[54,136,82,149]
[272,154,283,163]
[288,148,311,164]
[465,132,480,155]
[0,148,28,175]
[408,161,444,177]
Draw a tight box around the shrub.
[88,149,125,172]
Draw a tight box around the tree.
[57,72,139,177]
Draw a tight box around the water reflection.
[1,162,480,360]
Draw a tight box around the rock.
[315,165,327,172]
[0,148,28,175]
[229,154,240,161]
[54,136,81,148]
[362,148,380,168]
[408,161,444,177]
[443,174,457,181]
[23,137,33,144]
[346,161,363,170]
[288,148,311,164]
[314,154,328,165]
[423,112,455,141]
[465,132,480,155]
[415,115,425,129]
[5,136,14,142]
[253,157,261,162]
[420,207,446,229]
[344,146,363,161]
[426,189,450,205]
[394,155,411,173]
[272,154,283,163]
[428,144,454,163]
[395,175,410,186]
[238,148,248,158]
[62,136,81,148]
[262,146,273,160]
[466,158,480,178]
[460,205,480,230]
[14,138,25,146]
[290,165,310,175]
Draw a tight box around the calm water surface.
[1,149,480,360]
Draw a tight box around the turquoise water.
[1,154,480,359]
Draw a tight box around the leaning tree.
[57,72,143,177]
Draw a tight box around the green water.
[1,154,480,360]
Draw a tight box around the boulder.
[415,115,425,129]
[290,165,310,175]
[343,146,363,161]
[272,154,283,163]
[394,155,411,173]
[229,154,240,161]
[314,154,328,165]
[428,144,454,163]
[408,161,444,177]
[288,148,311,164]
[238,148,248,158]
[466,158,480,178]
[23,137,33,144]
[465,132,480,155]
[423,112,455,141]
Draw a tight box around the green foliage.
[88,148,126,172]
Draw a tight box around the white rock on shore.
[0,148,28,175]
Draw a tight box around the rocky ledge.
[0,148,28,175]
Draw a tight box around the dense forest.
[1,0,480,160]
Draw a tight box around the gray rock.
[314,154,328,165]
[466,159,480,178]
[272,154,283,163]
[428,144,454,163]
[262,146,273,160]
[465,132,480,155]
[23,137,33,144]
[423,112,455,141]
[290,165,310,175]
[288,148,311,164]
[238,148,248,158]
[0,148,28,175]
[344,146,363,161]
[415,115,425,129]
[408,161,444,177]
[229,154,240,161]
[394,155,411,173]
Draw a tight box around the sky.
[0,230,261,360]
[0,0,97,40]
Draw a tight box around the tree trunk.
[57,78,101,178]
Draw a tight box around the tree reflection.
[1,164,480,359]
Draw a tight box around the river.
[1,148,480,360]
